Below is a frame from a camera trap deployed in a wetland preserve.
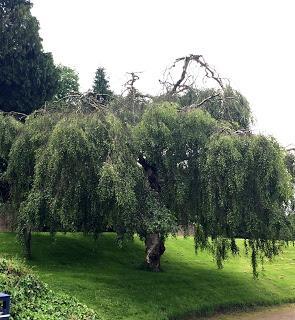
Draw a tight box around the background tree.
[92,67,113,104]
[0,0,59,114]
[54,65,80,100]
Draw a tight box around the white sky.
[31,0,295,147]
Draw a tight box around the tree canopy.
[0,0,58,113]
[54,65,80,100]
[0,98,293,276]
[178,86,252,129]
[0,54,293,277]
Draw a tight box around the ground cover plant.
[0,254,99,319]
[0,232,295,320]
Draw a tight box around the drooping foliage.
[133,103,218,229]
[179,86,252,129]
[0,114,59,230]
[0,115,22,161]
[26,115,109,233]
[131,103,293,275]
[0,90,293,275]
[285,151,295,235]
[1,113,108,253]
[6,115,58,205]
[0,0,59,113]
[286,152,295,183]
[199,134,292,276]
[0,115,22,205]
[0,115,22,230]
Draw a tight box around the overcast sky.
[31,0,294,147]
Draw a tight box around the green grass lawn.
[0,232,295,320]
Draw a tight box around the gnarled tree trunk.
[138,155,166,271]
[145,233,165,272]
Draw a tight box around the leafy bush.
[0,258,100,320]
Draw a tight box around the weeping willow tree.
[0,100,293,275]
[0,55,293,276]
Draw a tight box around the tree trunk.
[145,233,165,272]
[23,228,32,259]
[138,155,165,271]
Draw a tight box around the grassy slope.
[0,232,295,320]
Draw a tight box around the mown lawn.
[0,232,295,320]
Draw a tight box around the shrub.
[0,258,100,320]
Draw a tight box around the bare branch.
[0,110,28,122]
[121,72,143,96]
[196,93,221,108]
[181,93,221,112]
[171,56,192,94]
[165,54,225,96]
[216,127,252,137]
[126,72,141,88]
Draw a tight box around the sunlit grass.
[0,232,295,320]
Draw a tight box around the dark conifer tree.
[0,0,59,113]
[92,67,113,104]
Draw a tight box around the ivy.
[0,258,99,319]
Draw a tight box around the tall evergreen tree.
[0,0,59,114]
[92,67,112,104]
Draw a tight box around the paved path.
[195,304,295,320]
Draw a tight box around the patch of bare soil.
[191,304,295,320]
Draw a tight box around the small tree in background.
[0,0,59,114]
[54,65,80,100]
[92,67,113,104]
